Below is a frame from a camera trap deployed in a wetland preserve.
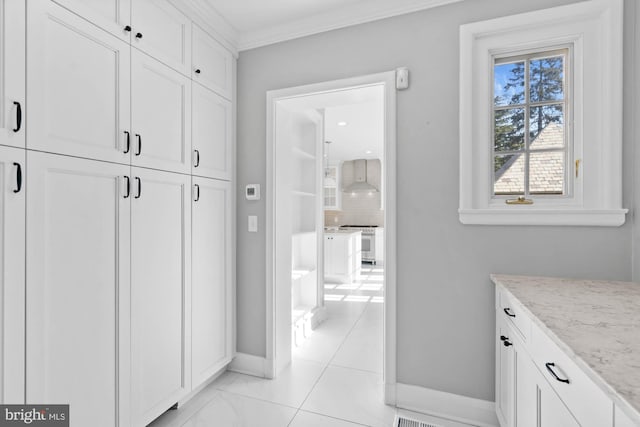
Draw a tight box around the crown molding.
[172,0,240,57]
[237,0,463,51]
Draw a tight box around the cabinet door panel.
[192,25,233,99]
[0,0,25,149]
[538,375,580,427]
[131,0,191,76]
[131,167,191,426]
[132,51,191,174]
[496,319,515,427]
[27,0,130,164]
[52,0,132,41]
[192,83,232,180]
[192,177,232,387]
[0,147,24,403]
[26,152,130,427]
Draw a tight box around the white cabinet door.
[192,82,232,180]
[192,25,233,99]
[27,0,131,164]
[132,50,191,174]
[191,177,232,388]
[26,152,131,427]
[0,147,24,403]
[131,0,191,76]
[51,0,132,41]
[0,0,25,149]
[538,372,580,427]
[131,167,191,427]
[496,318,515,427]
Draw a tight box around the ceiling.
[279,85,384,162]
[199,0,463,50]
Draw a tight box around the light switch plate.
[248,215,258,232]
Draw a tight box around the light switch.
[248,215,258,232]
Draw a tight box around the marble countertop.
[490,274,640,422]
[324,230,362,235]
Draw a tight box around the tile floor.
[149,265,472,427]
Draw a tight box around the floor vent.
[394,415,441,427]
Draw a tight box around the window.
[493,49,569,198]
[459,0,627,226]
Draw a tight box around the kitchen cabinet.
[131,0,191,76]
[26,152,131,427]
[495,317,515,426]
[191,176,233,389]
[324,232,361,283]
[51,0,132,42]
[323,165,341,210]
[192,24,234,100]
[132,50,191,174]
[0,0,25,149]
[0,147,25,403]
[130,167,191,427]
[192,82,233,180]
[27,0,131,164]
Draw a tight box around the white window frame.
[459,0,627,226]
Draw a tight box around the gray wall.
[236,0,637,401]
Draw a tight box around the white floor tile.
[289,410,369,427]
[330,323,383,374]
[301,366,396,427]
[214,359,325,408]
[180,390,296,427]
[293,315,359,365]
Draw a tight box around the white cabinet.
[131,0,191,76]
[51,0,132,41]
[0,147,24,403]
[26,152,131,427]
[27,0,131,164]
[495,317,515,427]
[192,24,233,99]
[324,232,360,283]
[0,0,25,149]
[192,83,233,180]
[191,177,233,388]
[130,167,191,427]
[132,50,191,174]
[323,165,340,210]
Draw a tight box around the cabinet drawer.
[499,289,531,340]
[530,323,613,427]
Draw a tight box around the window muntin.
[492,49,569,198]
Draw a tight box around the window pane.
[495,108,525,152]
[494,154,524,195]
[529,56,564,103]
[494,62,525,106]
[529,104,564,148]
[529,151,564,195]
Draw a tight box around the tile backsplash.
[325,191,383,226]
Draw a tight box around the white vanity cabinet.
[493,277,640,427]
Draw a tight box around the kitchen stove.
[338,225,381,263]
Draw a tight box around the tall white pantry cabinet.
[0,0,236,426]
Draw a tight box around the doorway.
[265,71,397,403]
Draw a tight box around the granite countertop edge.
[490,274,640,424]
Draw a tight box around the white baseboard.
[395,383,499,427]
[228,352,269,378]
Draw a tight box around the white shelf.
[292,304,314,323]
[292,190,315,197]
[292,146,316,160]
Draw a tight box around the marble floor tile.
[288,410,370,427]
[301,365,396,427]
[214,358,325,408]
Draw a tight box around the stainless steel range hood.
[343,159,379,193]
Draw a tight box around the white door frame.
[266,71,397,403]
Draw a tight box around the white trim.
[228,353,269,378]
[396,383,499,427]
[459,209,628,227]
[238,0,462,51]
[266,71,398,400]
[459,0,626,226]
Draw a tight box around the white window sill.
[458,209,628,227]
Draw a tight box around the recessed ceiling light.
[337,121,347,126]
[365,150,372,154]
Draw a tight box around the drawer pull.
[503,339,512,347]
[545,362,570,384]
[503,307,516,318]
[500,335,507,341]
